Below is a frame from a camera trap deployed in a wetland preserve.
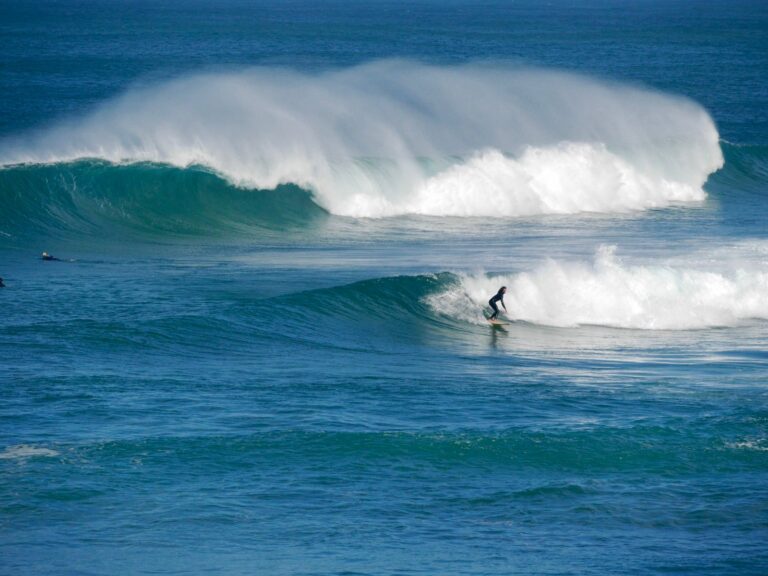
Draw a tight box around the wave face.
[428,246,768,330]
[0,61,723,218]
[0,161,325,238]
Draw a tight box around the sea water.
[1,1,767,574]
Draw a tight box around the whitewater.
[429,245,768,330]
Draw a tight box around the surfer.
[488,286,507,320]
[41,252,60,261]
[0,277,5,288]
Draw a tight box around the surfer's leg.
[489,302,498,319]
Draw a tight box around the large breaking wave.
[0,61,723,218]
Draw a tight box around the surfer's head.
[499,286,507,294]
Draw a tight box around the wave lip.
[0,61,723,218]
[430,246,768,330]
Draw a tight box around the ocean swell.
[0,61,723,218]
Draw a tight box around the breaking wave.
[0,61,723,218]
[428,245,768,330]
[226,245,768,334]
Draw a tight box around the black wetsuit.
[488,290,505,320]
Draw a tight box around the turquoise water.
[1,1,768,575]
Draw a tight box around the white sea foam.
[727,439,768,451]
[0,444,59,460]
[429,246,768,329]
[0,61,723,217]
[407,144,704,216]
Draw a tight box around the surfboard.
[483,309,511,326]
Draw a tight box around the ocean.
[1,1,767,574]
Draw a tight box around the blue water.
[2,1,768,575]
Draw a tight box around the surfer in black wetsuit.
[488,286,507,320]
[0,277,5,288]
[41,252,59,261]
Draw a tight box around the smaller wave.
[428,246,768,330]
[0,444,60,460]
[62,427,755,475]
[274,273,451,319]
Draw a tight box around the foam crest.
[0,61,723,217]
[430,246,768,329]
